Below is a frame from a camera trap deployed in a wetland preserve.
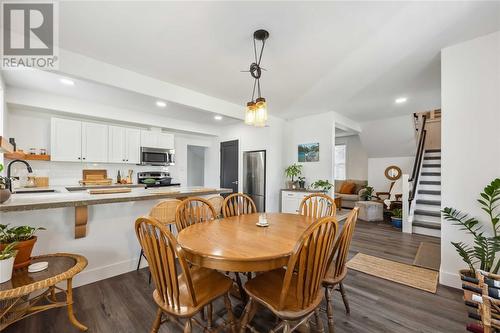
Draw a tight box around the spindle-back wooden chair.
[222,193,257,217]
[322,207,359,333]
[299,193,336,219]
[239,216,339,333]
[135,216,235,333]
[175,197,216,232]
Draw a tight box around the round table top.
[177,213,315,272]
[0,253,87,299]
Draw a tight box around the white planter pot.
[0,257,15,283]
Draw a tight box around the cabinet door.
[51,118,82,162]
[158,133,174,149]
[125,128,141,164]
[82,122,108,163]
[141,130,158,148]
[108,126,126,163]
[281,191,299,214]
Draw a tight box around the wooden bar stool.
[135,216,236,333]
[207,195,224,218]
[239,216,339,333]
[299,193,336,219]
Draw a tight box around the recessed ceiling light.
[59,78,75,86]
[156,101,167,108]
[214,115,223,120]
[395,97,407,104]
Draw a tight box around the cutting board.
[88,188,132,195]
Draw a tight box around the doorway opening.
[187,145,206,186]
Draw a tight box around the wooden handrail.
[409,115,427,204]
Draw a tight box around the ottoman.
[355,201,384,222]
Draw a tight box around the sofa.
[334,179,368,209]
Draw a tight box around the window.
[335,144,346,180]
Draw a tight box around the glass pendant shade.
[245,101,256,125]
[254,97,267,127]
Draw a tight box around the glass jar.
[29,148,37,155]
[39,148,47,155]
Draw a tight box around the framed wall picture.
[298,143,319,162]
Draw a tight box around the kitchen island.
[0,186,231,287]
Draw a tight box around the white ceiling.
[56,1,500,121]
[1,70,240,126]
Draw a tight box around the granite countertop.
[0,187,232,212]
[281,188,326,192]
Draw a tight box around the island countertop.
[0,187,232,212]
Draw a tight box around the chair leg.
[314,309,325,333]
[235,272,247,302]
[207,302,213,330]
[283,321,291,333]
[151,308,163,333]
[224,293,236,333]
[325,287,335,333]
[339,282,350,315]
[183,318,192,333]
[239,297,254,333]
[137,249,143,271]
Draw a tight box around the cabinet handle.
[78,157,81,160]
[82,157,86,160]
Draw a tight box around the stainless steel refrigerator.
[243,150,266,212]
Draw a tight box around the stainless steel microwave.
[140,147,175,166]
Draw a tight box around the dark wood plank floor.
[4,219,466,333]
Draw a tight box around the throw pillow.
[339,182,355,194]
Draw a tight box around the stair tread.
[416,199,441,206]
[425,149,441,153]
[423,156,441,160]
[419,181,441,185]
[413,221,441,230]
[415,209,441,217]
[421,172,441,176]
[422,164,441,168]
[418,190,441,195]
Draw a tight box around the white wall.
[219,116,285,212]
[335,134,368,180]
[440,31,500,288]
[368,157,414,193]
[0,74,5,170]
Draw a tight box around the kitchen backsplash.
[6,160,175,186]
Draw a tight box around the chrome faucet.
[6,159,33,191]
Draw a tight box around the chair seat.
[322,265,347,286]
[153,267,233,317]
[243,268,324,320]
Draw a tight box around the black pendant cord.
[251,78,257,102]
[257,79,262,99]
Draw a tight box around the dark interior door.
[220,140,239,195]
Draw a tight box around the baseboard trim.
[72,256,149,288]
[439,269,461,289]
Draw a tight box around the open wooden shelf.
[0,136,14,153]
[4,152,51,161]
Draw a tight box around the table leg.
[66,278,88,331]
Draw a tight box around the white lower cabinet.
[281,191,312,214]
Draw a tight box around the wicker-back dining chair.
[175,197,216,232]
[239,216,339,333]
[135,216,235,333]
[222,193,257,217]
[322,207,359,333]
[299,193,336,219]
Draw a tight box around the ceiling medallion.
[242,29,269,127]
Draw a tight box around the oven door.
[141,147,169,166]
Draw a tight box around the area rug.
[413,242,441,271]
[346,253,439,293]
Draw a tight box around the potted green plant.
[311,180,333,193]
[284,163,303,189]
[0,163,11,204]
[0,224,46,269]
[0,242,17,283]
[298,177,306,189]
[442,178,500,285]
[391,208,403,228]
[361,186,374,201]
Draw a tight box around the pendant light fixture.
[243,29,269,127]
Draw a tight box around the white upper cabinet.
[140,130,174,149]
[108,126,141,164]
[51,118,82,162]
[82,122,108,163]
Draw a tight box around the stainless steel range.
[137,171,180,188]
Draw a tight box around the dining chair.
[322,207,359,333]
[207,195,224,218]
[299,193,336,219]
[239,215,339,333]
[137,199,181,274]
[135,216,236,333]
[222,193,257,217]
[175,197,217,232]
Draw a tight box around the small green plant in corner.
[361,186,374,200]
[0,242,17,260]
[442,178,500,274]
[0,224,46,243]
[284,163,303,182]
[311,180,333,192]
[392,208,403,218]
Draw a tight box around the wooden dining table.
[177,213,316,272]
